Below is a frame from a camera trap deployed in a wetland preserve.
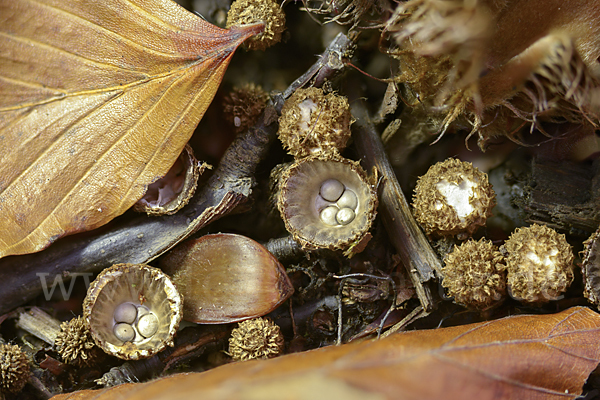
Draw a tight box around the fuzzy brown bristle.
[386,0,600,150]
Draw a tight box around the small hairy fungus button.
[134,145,207,216]
[83,264,183,360]
[413,158,495,238]
[278,87,352,158]
[0,343,29,394]
[501,224,574,304]
[226,0,286,51]
[228,317,284,361]
[277,154,377,255]
[441,238,506,310]
[582,227,600,307]
[223,83,270,133]
[55,316,99,367]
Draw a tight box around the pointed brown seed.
[160,233,294,324]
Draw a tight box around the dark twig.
[350,99,442,313]
[275,32,355,110]
[0,32,356,315]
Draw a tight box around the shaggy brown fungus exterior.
[0,343,29,394]
[277,154,377,255]
[413,158,495,238]
[441,238,506,310]
[83,264,183,360]
[501,224,574,304]
[228,317,284,361]
[226,0,286,51]
[55,316,99,367]
[277,87,352,158]
[223,83,270,133]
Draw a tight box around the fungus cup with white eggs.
[277,154,377,255]
[83,263,183,360]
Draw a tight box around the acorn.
[0,343,29,394]
[441,238,506,310]
[83,264,183,360]
[55,316,100,367]
[501,224,574,304]
[277,87,352,158]
[160,234,293,324]
[226,0,286,51]
[412,158,495,239]
[133,145,207,216]
[228,317,284,361]
[276,154,378,255]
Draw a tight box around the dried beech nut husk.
[276,154,377,255]
[582,226,600,307]
[160,233,293,324]
[134,145,207,216]
[55,316,99,367]
[83,263,183,360]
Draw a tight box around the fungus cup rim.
[83,263,183,360]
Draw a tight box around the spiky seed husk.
[412,158,495,238]
[0,344,29,393]
[501,224,574,304]
[226,0,286,51]
[55,316,98,367]
[278,87,352,158]
[442,238,506,309]
[228,318,284,361]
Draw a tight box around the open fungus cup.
[83,263,183,360]
[277,154,377,253]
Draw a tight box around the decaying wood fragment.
[350,99,442,313]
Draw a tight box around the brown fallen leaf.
[51,307,600,400]
[0,0,263,258]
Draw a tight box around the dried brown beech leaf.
[0,0,263,259]
[52,307,600,400]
